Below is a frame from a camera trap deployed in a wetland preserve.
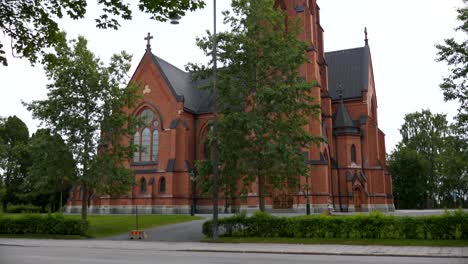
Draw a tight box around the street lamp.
[170,15,181,25]
[189,170,196,216]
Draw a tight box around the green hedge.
[7,204,42,214]
[0,214,88,235]
[203,211,468,240]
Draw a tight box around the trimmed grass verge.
[0,214,202,239]
[203,236,468,247]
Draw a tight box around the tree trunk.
[258,174,265,212]
[81,185,88,221]
[2,199,7,213]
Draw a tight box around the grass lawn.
[204,237,468,247]
[0,214,202,239]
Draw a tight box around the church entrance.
[353,187,364,212]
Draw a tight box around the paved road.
[0,245,465,264]
[104,218,207,241]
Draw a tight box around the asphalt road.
[0,245,465,264]
[104,218,206,241]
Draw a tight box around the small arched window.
[203,138,211,160]
[351,144,357,163]
[140,177,147,193]
[159,177,166,193]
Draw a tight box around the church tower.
[274,0,333,212]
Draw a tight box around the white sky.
[0,0,463,153]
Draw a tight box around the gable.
[150,54,214,114]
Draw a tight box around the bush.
[0,214,88,235]
[7,204,41,214]
[202,210,468,240]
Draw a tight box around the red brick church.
[67,0,394,214]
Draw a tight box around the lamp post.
[190,170,196,216]
[170,0,219,240]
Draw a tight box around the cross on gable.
[364,27,369,46]
[337,82,344,100]
[145,32,154,51]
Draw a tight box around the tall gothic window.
[141,128,151,161]
[152,128,159,162]
[351,144,357,163]
[133,132,140,162]
[133,108,160,162]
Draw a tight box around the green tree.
[399,109,449,208]
[388,146,429,209]
[27,129,76,212]
[0,0,205,66]
[190,0,322,212]
[435,1,468,135]
[438,129,468,207]
[0,116,31,212]
[24,35,139,220]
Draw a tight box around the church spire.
[334,83,360,135]
[364,27,369,46]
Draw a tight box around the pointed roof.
[148,52,214,114]
[333,99,360,136]
[326,46,371,100]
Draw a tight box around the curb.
[174,249,467,258]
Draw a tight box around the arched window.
[351,144,357,163]
[133,132,140,162]
[133,108,160,163]
[203,138,211,160]
[152,129,159,162]
[203,124,213,160]
[141,128,151,161]
[159,177,166,193]
[140,177,147,193]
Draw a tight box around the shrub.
[202,210,468,240]
[7,204,41,214]
[0,214,88,235]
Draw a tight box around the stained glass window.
[133,132,140,162]
[141,128,151,161]
[152,130,159,162]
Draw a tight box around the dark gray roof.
[150,54,214,114]
[326,46,370,100]
[150,45,371,114]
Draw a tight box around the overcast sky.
[0,0,464,153]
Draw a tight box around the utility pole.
[211,0,220,241]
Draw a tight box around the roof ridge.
[152,54,189,74]
[325,46,367,55]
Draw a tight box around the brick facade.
[66,0,394,214]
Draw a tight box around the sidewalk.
[0,238,466,258]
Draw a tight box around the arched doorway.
[353,186,364,212]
